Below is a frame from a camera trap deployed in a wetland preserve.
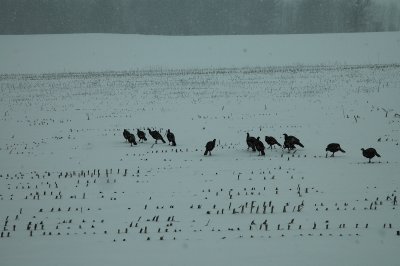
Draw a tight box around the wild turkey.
[127,133,137,146]
[147,128,166,144]
[204,139,216,156]
[361,148,381,163]
[326,143,345,157]
[246,133,257,151]
[283,140,296,152]
[123,129,130,142]
[166,129,176,146]
[283,133,304,152]
[137,129,147,142]
[265,136,281,149]
[255,137,265,156]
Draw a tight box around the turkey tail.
[277,142,282,147]
[376,152,381,157]
[144,137,147,141]
[340,148,345,153]
[261,150,265,156]
[161,138,166,143]
[204,149,208,156]
[297,142,304,148]
[172,140,176,146]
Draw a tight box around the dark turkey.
[204,139,216,156]
[255,137,265,156]
[127,133,137,146]
[325,143,345,157]
[137,129,147,142]
[283,141,296,152]
[265,136,282,149]
[123,129,130,142]
[361,148,381,163]
[246,133,257,151]
[166,129,176,146]
[283,133,304,152]
[147,128,166,144]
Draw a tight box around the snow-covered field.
[0,32,400,266]
[1,32,400,74]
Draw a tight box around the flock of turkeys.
[123,129,381,163]
[123,128,176,147]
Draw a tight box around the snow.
[0,32,400,266]
[1,32,400,74]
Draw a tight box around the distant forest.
[1,0,399,35]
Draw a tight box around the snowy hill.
[0,32,400,266]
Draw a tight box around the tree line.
[0,0,399,35]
